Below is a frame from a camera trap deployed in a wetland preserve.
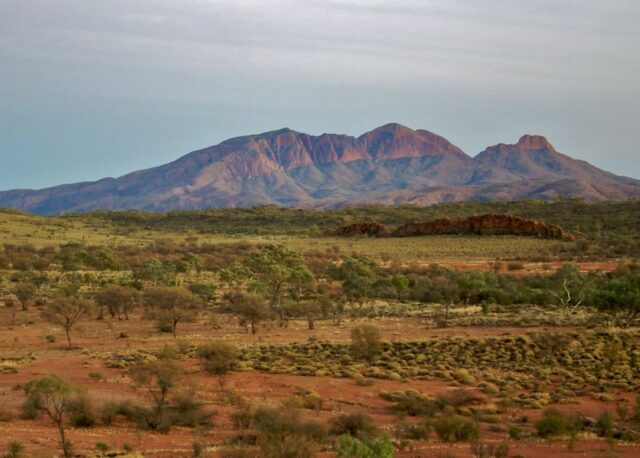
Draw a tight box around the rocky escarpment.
[392,214,568,239]
[325,214,570,239]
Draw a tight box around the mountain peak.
[358,123,465,160]
[366,122,414,134]
[516,134,555,151]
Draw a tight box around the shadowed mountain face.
[1,124,639,214]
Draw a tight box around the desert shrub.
[535,408,567,438]
[380,390,439,417]
[433,415,479,442]
[353,374,374,386]
[192,441,204,458]
[20,395,39,420]
[398,420,431,440]
[335,434,394,458]
[95,442,109,455]
[231,403,253,429]
[437,389,483,408]
[253,405,327,458]
[172,389,214,428]
[616,401,629,421]
[596,411,615,437]
[620,430,640,441]
[331,413,379,440]
[301,393,323,412]
[508,425,522,440]
[6,441,24,458]
[68,396,97,427]
[99,400,121,426]
[199,341,239,389]
[350,325,382,361]
[88,372,103,381]
[470,441,509,458]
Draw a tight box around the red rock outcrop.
[391,214,568,239]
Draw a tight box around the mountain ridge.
[1,123,639,214]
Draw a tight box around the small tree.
[327,256,376,306]
[350,324,382,362]
[594,273,640,327]
[199,341,239,389]
[243,245,313,324]
[292,300,322,330]
[549,264,589,312]
[129,358,183,431]
[42,297,93,348]
[144,287,202,337]
[94,285,140,320]
[14,282,36,311]
[23,375,79,457]
[228,293,271,334]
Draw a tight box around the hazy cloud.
[1,0,639,188]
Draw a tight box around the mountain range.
[1,123,639,214]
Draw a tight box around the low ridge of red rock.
[326,214,569,239]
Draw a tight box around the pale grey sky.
[1,0,639,189]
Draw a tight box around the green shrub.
[350,325,382,362]
[335,434,394,458]
[68,396,96,427]
[399,421,431,440]
[596,411,615,437]
[253,405,327,458]
[99,400,120,425]
[508,425,522,440]
[231,404,253,429]
[331,413,379,440]
[88,372,103,381]
[470,441,509,458]
[433,415,479,442]
[7,441,24,458]
[380,390,439,417]
[535,409,567,438]
[192,441,204,458]
[198,341,239,389]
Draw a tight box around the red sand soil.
[1,308,639,457]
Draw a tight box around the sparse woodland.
[0,200,639,457]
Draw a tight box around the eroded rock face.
[326,214,569,239]
[324,221,391,237]
[392,214,568,239]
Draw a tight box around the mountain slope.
[1,124,638,214]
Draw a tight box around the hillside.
[1,124,639,214]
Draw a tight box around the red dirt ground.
[1,308,639,457]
